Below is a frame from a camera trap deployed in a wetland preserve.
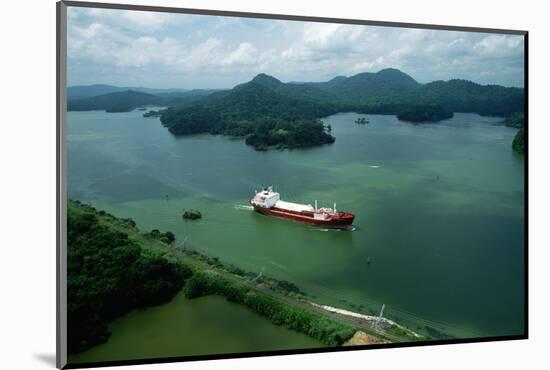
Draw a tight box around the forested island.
[68,200,423,355]
[68,68,524,150]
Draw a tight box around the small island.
[143,109,164,118]
[183,209,202,220]
[397,105,454,123]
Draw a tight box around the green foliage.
[512,129,525,154]
[67,201,191,354]
[182,272,354,346]
[274,280,306,295]
[397,105,454,123]
[160,81,337,150]
[386,325,423,341]
[119,218,136,228]
[424,326,454,340]
[183,209,202,220]
[505,112,525,128]
[143,109,164,118]
[244,119,335,150]
[145,229,176,244]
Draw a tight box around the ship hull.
[251,202,355,229]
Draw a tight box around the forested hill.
[67,84,189,100]
[67,90,164,113]
[314,68,421,105]
[158,68,524,149]
[160,80,337,150]
[67,87,221,113]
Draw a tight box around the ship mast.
[315,200,318,212]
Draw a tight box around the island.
[182,209,202,220]
[67,200,428,355]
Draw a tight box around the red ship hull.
[250,201,355,229]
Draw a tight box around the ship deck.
[274,200,315,213]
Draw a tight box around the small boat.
[355,117,369,124]
[250,186,355,229]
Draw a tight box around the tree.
[512,129,525,153]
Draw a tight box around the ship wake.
[235,204,254,211]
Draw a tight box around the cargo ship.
[250,186,355,229]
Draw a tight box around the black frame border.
[56,1,529,369]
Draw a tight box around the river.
[67,109,525,351]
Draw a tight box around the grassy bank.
[182,271,355,346]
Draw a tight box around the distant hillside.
[414,79,524,117]
[155,89,224,106]
[315,68,421,105]
[67,86,221,112]
[67,90,164,113]
[67,84,189,101]
[67,84,126,100]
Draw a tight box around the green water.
[69,293,322,363]
[68,109,525,341]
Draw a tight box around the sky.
[67,7,525,89]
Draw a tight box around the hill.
[315,68,421,105]
[160,81,336,150]
[67,90,164,112]
[159,68,524,147]
[67,84,189,100]
[413,79,524,117]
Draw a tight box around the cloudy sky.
[67,7,525,89]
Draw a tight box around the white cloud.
[180,37,223,68]
[222,42,258,65]
[352,57,386,72]
[474,34,523,57]
[67,7,525,88]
